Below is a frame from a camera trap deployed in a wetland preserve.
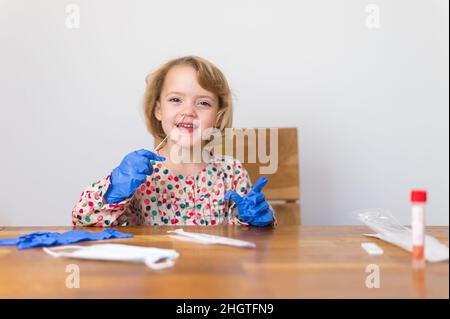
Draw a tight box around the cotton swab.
[226,201,248,226]
[154,115,186,153]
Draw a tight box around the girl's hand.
[104,149,165,204]
[224,177,274,227]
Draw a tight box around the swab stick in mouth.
[154,114,186,153]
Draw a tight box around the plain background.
[0,0,448,226]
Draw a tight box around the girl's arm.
[71,175,138,227]
[72,149,164,227]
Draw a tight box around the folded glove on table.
[0,229,132,250]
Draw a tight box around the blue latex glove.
[0,229,132,250]
[224,177,274,227]
[104,149,165,204]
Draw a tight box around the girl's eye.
[169,97,181,103]
[198,101,211,107]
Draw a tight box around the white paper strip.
[167,228,256,249]
[361,242,384,256]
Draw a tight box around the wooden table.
[0,208,448,298]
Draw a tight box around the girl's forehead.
[163,66,216,98]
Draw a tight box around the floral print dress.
[71,154,253,227]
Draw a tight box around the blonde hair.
[143,56,233,144]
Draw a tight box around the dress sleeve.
[71,175,141,227]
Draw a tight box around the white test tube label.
[412,204,425,261]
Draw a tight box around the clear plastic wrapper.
[357,209,448,262]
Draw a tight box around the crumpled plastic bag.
[357,208,449,262]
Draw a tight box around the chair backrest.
[212,127,300,202]
[154,127,301,202]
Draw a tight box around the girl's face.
[155,65,219,149]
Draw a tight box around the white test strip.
[361,242,384,256]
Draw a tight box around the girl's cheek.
[200,112,217,128]
[162,108,177,124]
[161,115,175,135]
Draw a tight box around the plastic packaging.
[357,208,448,262]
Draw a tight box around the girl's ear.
[215,109,225,128]
[154,101,162,121]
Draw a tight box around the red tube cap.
[411,190,427,203]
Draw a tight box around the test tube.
[411,189,427,268]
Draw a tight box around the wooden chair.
[212,127,301,225]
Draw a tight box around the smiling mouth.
[176,123,196,129]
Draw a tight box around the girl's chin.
[167,128,204,148]
[170,137,203,149]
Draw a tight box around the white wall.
[0,0,448,226]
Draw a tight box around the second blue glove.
[224,177,274,227]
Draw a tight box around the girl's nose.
[181,102,197,117]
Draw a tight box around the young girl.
[71,56,274,227]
